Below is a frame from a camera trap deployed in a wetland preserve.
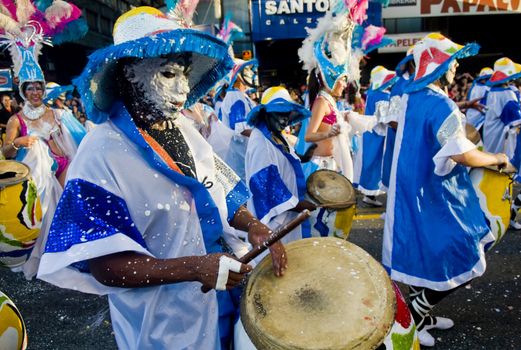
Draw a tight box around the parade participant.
[220,58,258,137]
[353,65,397,206]
[245,86,315,245]
[383,33,509,347]
[44,82,74,111]
[37,6,287,350]
[482,58,521,155]
[0,0,87,278]
[298,3,377,237]
[381,48,415,191]
[480,58,521,228]
[466,67,493,130]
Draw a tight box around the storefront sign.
[383,0,521,18]
[251,0,382,41]
[0,69,12,91]
[378,32,431,53]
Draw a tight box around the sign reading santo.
[263,0,331,25]
[383,0,521,17]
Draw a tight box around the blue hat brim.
[486,71,521,86]
[364,37,395,55]
[395,54,414,76]
[247,98,311,127]
[74,29,234,124]
[44,85,74,103]
[405,43,480,94]
[228,59,258,90]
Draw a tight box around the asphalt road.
[1,206,520,350]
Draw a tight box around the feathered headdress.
[217,13,244,46]
[165,0,200,28]
[0,0,87,98]
[298,0,369,90]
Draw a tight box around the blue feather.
[52,18,89,45]
[166,0,179,11]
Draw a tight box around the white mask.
[125,57,190,116]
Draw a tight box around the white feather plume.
[15,0,37,26]
[0,13,22,35]
[45,0,73,28]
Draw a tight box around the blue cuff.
[226,180,250,223]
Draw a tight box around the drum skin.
[0,291,27,350]
[0,160,42,268]
[469,167,512,245]
[241,238,395,350]
[307,170,356,210]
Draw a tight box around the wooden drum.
[0,160,42,268]
[241,237,395,350]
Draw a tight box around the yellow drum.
[241,237,395,350]
[307,170,356,238]
[469,165,515,245]
[0,160,42,268]
[0,290,27,350]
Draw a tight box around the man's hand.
[248,221,288,277]
[293,200,317,212]
[495,153,509,170]
[196,253,252,291]
[459,97,486,113]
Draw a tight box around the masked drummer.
[382,33,510,347]
[480,58,521,229]
[245,86,316,246]
[37,7,287,350]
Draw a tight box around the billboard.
[378,32,431,53]
[383,0,521,18]
[250,0,382,41]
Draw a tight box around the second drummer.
[245,86,316,247]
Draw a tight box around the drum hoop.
[306,169,356,209]
[0,160,31,187]
[240,238,396,350]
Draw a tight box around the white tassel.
[44,0,73,28]
[15,0,36,26]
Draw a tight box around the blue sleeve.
[46,178,147,272]
[248,165,293,221]
[229,100,246,130]
[225,180,250,223]
[500,100,521,127]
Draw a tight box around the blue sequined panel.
[46,179,148,270]
[226,181,250,223]
[249,165,293,221]
[229,100,246,130]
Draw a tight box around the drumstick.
[201,209,311,293]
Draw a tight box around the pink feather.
[179,0,199,23]
[362,25,385,50]
[350,0,369,24]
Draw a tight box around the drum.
[241,237,395,350]
[0,290,27,350]
[307,170,356,210]
[381,283,420,350]
[0,160,42,268]
[469,165,515,245]
[307,170,356,238]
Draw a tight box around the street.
[1,206,520,350]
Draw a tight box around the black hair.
[308,68,323,108]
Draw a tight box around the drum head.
[0,160,30,187]
[307,170,356,209]
[241,238,395,350]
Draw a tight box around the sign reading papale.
[383,0,521,18]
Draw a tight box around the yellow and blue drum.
[469,165,515,245]
[0,290,27,350]
[0,160,42,268]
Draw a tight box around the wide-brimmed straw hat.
[406,33,479,93]
[73,6,234,123]
[487,58,521,86]
[247,86,310,127]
